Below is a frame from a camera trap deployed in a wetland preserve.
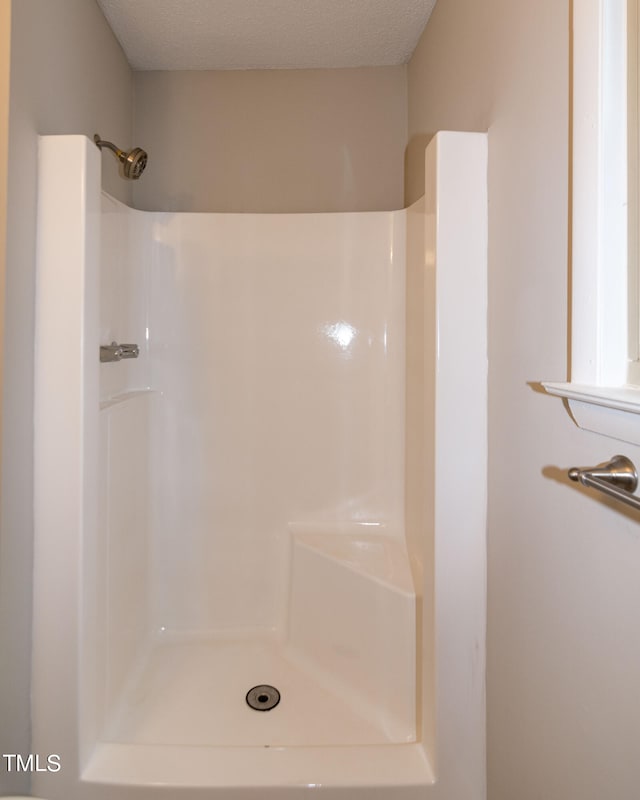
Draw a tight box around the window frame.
[544,0,640,445]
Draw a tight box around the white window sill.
[543,382,640,446]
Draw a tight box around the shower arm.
[94,135,124,160]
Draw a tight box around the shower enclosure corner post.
[32,135,101,800]
[427,131,488,799]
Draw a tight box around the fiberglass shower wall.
[90,166,413,750]
[147,212,406,634]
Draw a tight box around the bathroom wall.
[0,1,8,489]
[0,1,132,794]
[408,2,640,799]
[132,67,407,212]
[11,3,638,798]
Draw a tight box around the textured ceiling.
[96,0,437,70]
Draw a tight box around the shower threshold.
[83,740,434,792]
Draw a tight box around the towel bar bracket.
[568,455,640,511]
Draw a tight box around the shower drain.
[246,684,281,711]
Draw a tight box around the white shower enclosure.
[32,133,487,799]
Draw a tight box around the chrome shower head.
[93,134,147,180]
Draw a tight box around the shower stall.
[32,132,487,799]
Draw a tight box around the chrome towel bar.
[568,455,640,512]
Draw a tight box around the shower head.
[93,134,148,180]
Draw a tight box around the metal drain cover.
[246,684,280,711]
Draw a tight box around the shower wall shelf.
[99,389,157,412]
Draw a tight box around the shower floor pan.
[83,534,432,793]
[84,634,433,794]
[102,635,398,747]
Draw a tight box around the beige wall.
[0,1,132,794]
[409,2,640,799]
[7,2,639,797]
[132,67,407,212]
[0,3,8,492]
[0,0,9,778]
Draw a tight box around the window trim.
[543,0,640,445]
